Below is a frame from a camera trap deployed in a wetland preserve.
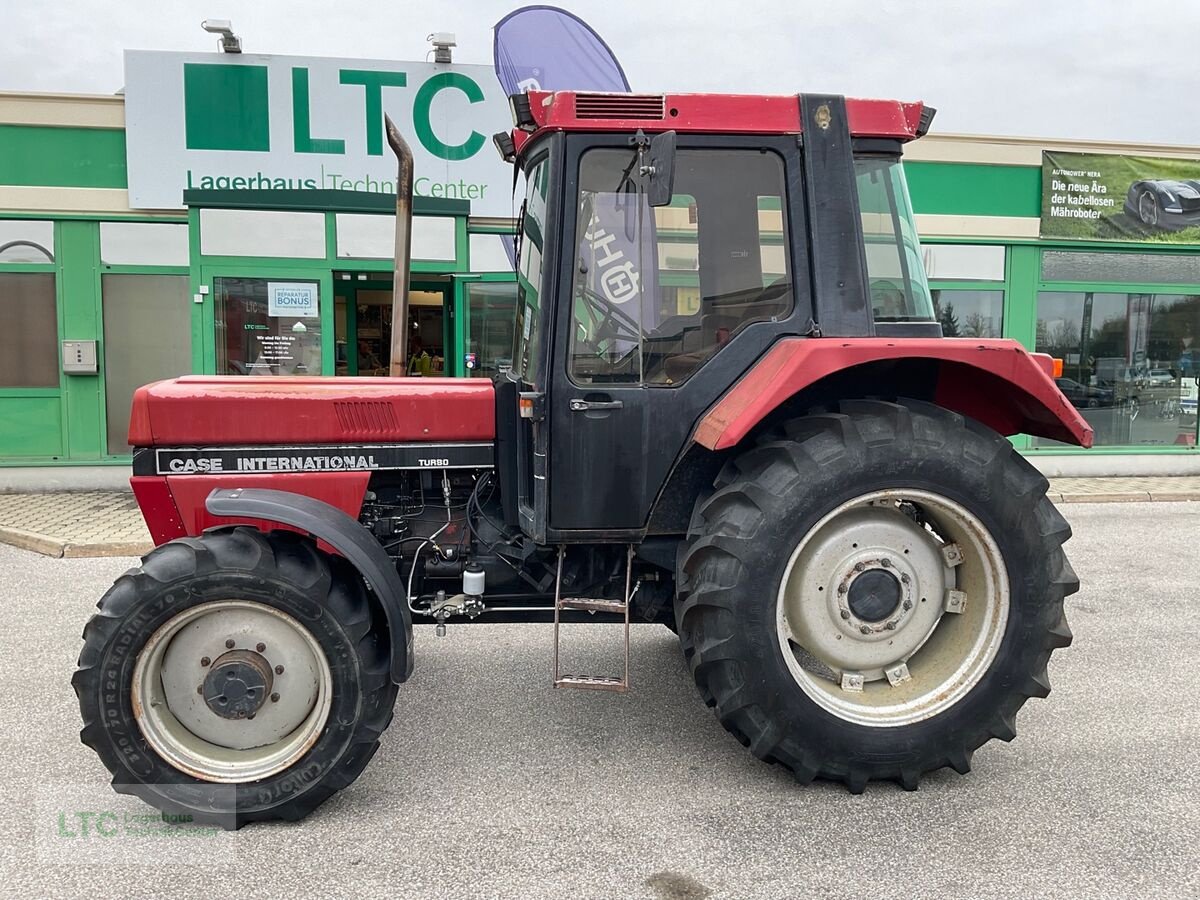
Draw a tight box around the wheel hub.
[846,567,902,622]
[202,650,274,719]
[132,599,332,782]
[776,489,1010,727]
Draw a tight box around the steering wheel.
[575,283,642,349]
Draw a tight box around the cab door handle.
[570,398,623,411]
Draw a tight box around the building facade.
[2,61,1199,473]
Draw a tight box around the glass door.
[201,266,334,376]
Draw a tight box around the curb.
[0,525,151,559]
[1053,492,1200,503]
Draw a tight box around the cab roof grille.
[574,93,666,120]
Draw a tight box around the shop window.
[922,244,1005,281]
[335,214,456,261]
[200,209,326,259]
[0,273,58,387]
[1035,291,1200,448]
[931,289,1004,338]
[465,282,517,377]
[0,220,54,263]
[215,277,322,375]
[468,233,514,273]
[1042,250,1200,286]
[100,222,189,267]
[101,275,191,452]
[569,149,794,386]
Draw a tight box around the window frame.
[560,137,805,390]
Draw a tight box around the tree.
[938,301,961,337]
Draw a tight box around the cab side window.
[570,148,794,385]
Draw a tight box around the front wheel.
[676,399,1076,792]
[73,527,397,828]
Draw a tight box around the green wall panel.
[905,161,1041,219]
[0,125,127,189]
[0,397,63,457]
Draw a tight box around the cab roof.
[506,90,932,159]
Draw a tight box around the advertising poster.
[1041,150,1200,243]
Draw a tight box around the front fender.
[206,487,414,684]
[694,337,1093,450]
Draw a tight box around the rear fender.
[694,337,1094,450]
[205,488,414,684]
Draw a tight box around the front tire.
[676,400,1076,792]
[73,527,398,828]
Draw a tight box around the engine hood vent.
[574,93,666,120]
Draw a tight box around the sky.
[2,0,1197,146]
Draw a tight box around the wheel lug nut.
[837,584,848,595]
[854,562,865,573]
[840,609,850,620]
[885,621,897,630]
[271,692,280,703]
[225,639,235,649]
[256,642,266,653]
[200,656,211,667]
[880,559,892,568]
[275,665,284,675]
[900,574,910,584]
[859,625,871,635]
[903,599,913,611]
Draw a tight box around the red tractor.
[74,91,1091,828]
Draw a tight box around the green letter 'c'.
[413,72,487,161]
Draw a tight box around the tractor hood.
[128,375,496,447]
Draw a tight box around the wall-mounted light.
[201,19,243,54]
[428,32,456,64]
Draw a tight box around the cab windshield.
[855,157,935,323]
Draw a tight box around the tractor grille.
[574,93,666,120]
[333,400,399,436]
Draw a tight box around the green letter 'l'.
[339,69,408,156]
[413,72,486,161]
[292,67,345,154]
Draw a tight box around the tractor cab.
[493,91,940,542]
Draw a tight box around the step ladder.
[553,544,634,692]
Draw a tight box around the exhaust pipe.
[385,115,414,377]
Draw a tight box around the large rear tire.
[676,399,1076,792]
[73,526,398,828]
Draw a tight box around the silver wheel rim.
[776,489,1009,727]
[131,600,333,783]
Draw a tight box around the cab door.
[547,135,808,536]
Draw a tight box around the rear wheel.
[73,527,397,828]
[676,400,1076,791]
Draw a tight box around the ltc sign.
[124,50,514,215]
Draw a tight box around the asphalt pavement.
[0,502,1196,899]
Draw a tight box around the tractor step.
[558,597,627,614]
[554,674,629,692]
[552,544,634,693]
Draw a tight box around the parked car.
[1145,368,1176,387]
[1055,377,1116,409]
